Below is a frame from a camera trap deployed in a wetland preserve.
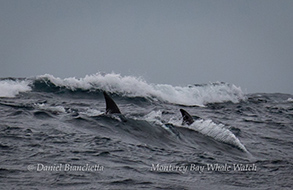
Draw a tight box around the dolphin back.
[180,109,195,125]
[103,91,121,114]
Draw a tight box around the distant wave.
[0,73,245,106]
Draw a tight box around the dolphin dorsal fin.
[103,91,121,114]
[180,109,194,125]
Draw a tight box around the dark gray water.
[0,74,293,189]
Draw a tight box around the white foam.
[37,73,245,106]
[34,103,66,113]
[80,108,104,116]
[144,110,164,125]
[0,80,32,98]
[170,118,247,152]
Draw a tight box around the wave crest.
[1,73,245,105]
[36,73,244,106]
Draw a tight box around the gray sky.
[1,0,293,94]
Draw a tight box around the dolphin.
[103,91,121,114]
[103,92,199,126]
[101,93,247,151]
[180,109,200,125]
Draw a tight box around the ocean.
[0,73,292,189]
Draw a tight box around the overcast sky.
[1,0,292,94]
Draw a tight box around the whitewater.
[0,73,292,189]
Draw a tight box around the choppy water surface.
[1,73,292,189]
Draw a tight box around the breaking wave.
[0,79,31,98]
[0,73,245,106]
